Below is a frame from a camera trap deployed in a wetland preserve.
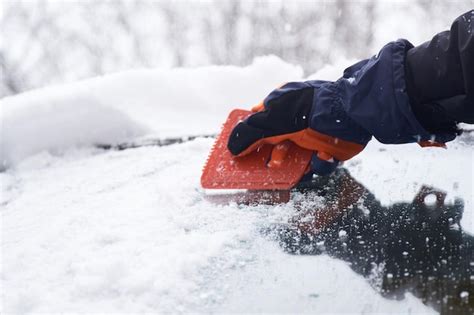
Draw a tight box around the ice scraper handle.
[227,82,352,175]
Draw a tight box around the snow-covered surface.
[0,56,302,169]
[1,57,472,313]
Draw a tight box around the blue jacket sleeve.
[333,39,456,144]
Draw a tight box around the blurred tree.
[160,1,189,67]
[1,0,473,98]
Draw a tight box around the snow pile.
[0,55,303,169]
[306,57,357,81]
[0,94,147,171]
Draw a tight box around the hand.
[227,82,363,175]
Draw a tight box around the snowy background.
[1,1,473,314]
[2,0,474,97]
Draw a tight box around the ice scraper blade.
[201,109,313,191]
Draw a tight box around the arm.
[228,11,473,176]
[406,10,474,128]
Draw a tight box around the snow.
[0,95,147,171]
[2,138,448,314]
[1,55,303,169]
[1,57,472,313]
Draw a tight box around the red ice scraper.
[201,109,313,204]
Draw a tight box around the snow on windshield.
[1,57,472,314]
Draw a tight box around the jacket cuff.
[311,154,339,176]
